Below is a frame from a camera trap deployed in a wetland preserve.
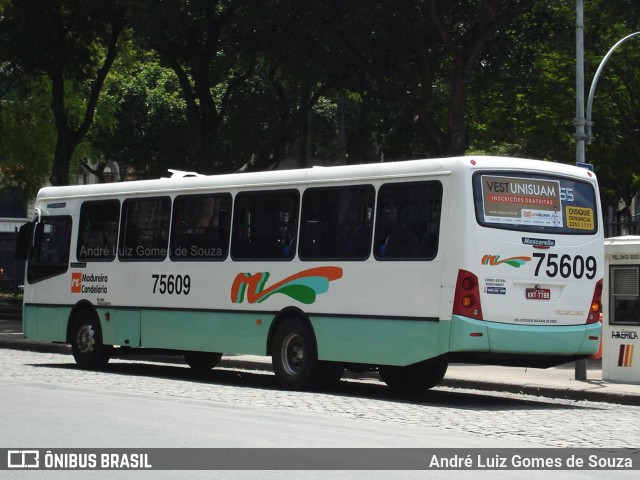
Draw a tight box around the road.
[2,349,639,479]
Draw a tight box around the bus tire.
[271,318,318,390]
[70,310,112,370]
[379,357,448,391]
[184,352,223,372]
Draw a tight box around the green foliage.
[467,2,575,161]
[90,51,191,179]
[0,77,53,203]
[0,0,125,186]
[582,0,640,208]
[466,0,640,214]
[1,0,640,221]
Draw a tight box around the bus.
[16,156,604,391]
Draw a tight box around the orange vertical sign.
[617,344,635,368]
[71,273,82,293]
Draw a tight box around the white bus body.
[18,156,604,390]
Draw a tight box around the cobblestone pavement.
[3,349,640,449]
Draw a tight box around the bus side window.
[374,181,442,261]
[119,197,171,261]
[299,185,374,261]
[77,200,120,261]
[170,193,231,261]
[231,190,299,261]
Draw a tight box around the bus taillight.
[453,270,483,320]
[586,279,603,324]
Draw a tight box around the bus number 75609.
[532,253,597,280]
[151,274,191,295]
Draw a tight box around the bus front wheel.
[379,357,448,391]
[70,310,112,370]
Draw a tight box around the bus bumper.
[450,315,601,357]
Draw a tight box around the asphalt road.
[3,348,640,479]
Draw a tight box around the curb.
[0,338,70,355]
[439,378,640,406]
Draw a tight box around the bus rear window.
[473,172,598,235]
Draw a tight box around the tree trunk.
[50,139,73,186]
[47,16,123,186]
[297,80,312,169]
[446,65,471,156]
[336,93,347,165]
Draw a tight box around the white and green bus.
[16,156,604,390]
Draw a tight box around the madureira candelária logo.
[231,266,343,304]
[481,254,531,268]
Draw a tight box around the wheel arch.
[66,300,100,343]
[266,306,317,357]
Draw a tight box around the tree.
[1,0,125,185]
[4,0,640,206]
[335,1,539,158]
[234,0,361,171]
[464,0,640,232]
[90,52,193,179]
[467,1,577,161]
[583,0,640,221]
[0,78,54,204]
[127,0,254,174]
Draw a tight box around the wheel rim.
[76,324,96,355]
[280,332,305,376]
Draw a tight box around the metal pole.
[575,0,587,380]
[575,0,586,166]
[586,31,640,144]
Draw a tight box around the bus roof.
[35,156,596,201]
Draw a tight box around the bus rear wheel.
[70,310,112,370]
[379,357,448,391]
[272,318,342,390]
[184,352,223,372]
[272,319,315,390]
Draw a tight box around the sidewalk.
[2,317,640,405]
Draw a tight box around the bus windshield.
[473,171,598,235]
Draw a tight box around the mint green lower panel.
[100,309,141,347]
[21,304,601,362]
[23,305,69,342]
[311,316,447,366]
[449,315,490,352]
[450,315,601,356]
[140,310,272,355]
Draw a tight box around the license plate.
[526,288,551,300]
